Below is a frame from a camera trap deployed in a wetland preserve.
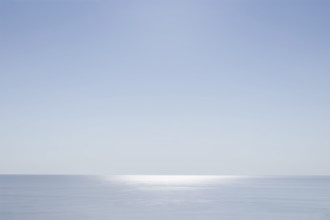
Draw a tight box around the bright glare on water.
[111,175,240,185]
[1,175,330,220]
[107,175,243,192]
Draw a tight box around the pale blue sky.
[1,0,329,175]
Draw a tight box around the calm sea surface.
[1,175,330,220]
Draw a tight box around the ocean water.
[1,175,330,220]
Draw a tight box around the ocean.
[1,175,329,220]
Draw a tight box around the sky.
[1,0,329,175]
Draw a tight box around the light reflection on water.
[110,175,241,188]
[102,175,248,207]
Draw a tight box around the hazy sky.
[1,0,329,175]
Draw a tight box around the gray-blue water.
[1,175,330,220]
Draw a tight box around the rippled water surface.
[1,175,330,220]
